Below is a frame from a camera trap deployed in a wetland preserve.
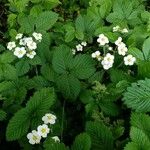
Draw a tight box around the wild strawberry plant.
[0,0,150,149]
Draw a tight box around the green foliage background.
[0,0,150,149]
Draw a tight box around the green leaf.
[130,127,150,148]
[52,45,73,74]
[142,37,150,60]
[6,109,30,141]
[0,52,15,63]
[138,61,150,78]
[131,113,150,139]
[0,109,6,121]
[41,64,55,82]
[18,15,35,33]
[15,60,30,76]
[75,15,85,40]
[72,54,95,79]
[56,74,80,100]
[71,133,91,150]
[35,11,58,31]
[124,142,139,150]
[123,79,150,112]
[65,24,75,42]
[42,0,61,10]
[86,121,113,150]
[44,141,68,150]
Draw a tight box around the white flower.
[76,44,83,51]
[7,42,16,50]
[101,53,114,70]
[108,47,113,51]
[101,60,113,70]
[27,130,41,145]
[91,53,96,58]
[113,26,120,32]
[115,37,123,46]
[15,33,23,40]
[19,38,26,46]
[25,37,33,43]
[32,32,42,42]
[14,47,26,58]
[26,51,36,59]
[124,55,136,66]
[27,41,37,50]
[72,49,76,55]
[91,51,101,61]
[81,41,87,46]
[103,53,114,64]
[118,46,128,56]
[42,113,57,125]
[97,34,109,46]
[37,124,50,138]
[51,136,60,142]
[121,28,128,33]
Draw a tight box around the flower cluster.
[7,32,42,59]
[73,41,87,55]
[27,113,59,145]
[91,34,136,70]
[113,25,128,33]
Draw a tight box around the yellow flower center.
[32,135,37,141]
[41,128,46,133]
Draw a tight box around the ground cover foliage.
[0,0,150,149]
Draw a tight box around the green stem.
[60,100,66,141]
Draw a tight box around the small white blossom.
[101,53,114,70]
[27,41,37,50]
[26,51,36,59]
[42,113,57,125]
[115,37,123,46]
[24,37,33,44]
[51,136,60,143]
[108,47,113,51]
[118,46,128,56]
[121,28,128,33]
[37,124,50,138]
[19,38,26,46]
[124,55,136,66]
[81,41,87,46]
[14,47,26,58]
[15,33,23,40]
[91,51,101,61]
[32,32,42,42]
[7,42,16,50]
[101,60,113,70]
[113,26,120,32]
[27,130,41,145]
[76,44,83,51]
[91,53,96,58]
[97,34,109,46]
[72,49,76,55]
